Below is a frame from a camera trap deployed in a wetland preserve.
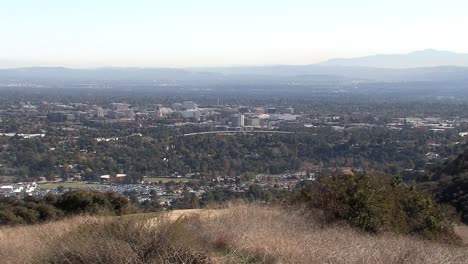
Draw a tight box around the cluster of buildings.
[9,100,405,131]
[47,102,136,123]
[388,117,466,131]
[4,101,468,152]
[7,100,468,132]
[229,107,300,129]
[18,100,305,129]
[0,182,37,196]
[3,170,312,207]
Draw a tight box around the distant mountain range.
[320,49,468,68]
[1,50,468,84]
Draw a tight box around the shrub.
[56,190,138,216]
[44,217,208,264]
[0,208,25,225]
[13,206,40,224]
[33,203,64,222]
[0,190,140,227]
[295,172,460,243]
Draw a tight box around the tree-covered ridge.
[428,148,468,223]
[1,125,464,182]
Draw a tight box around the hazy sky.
[1,0,468,68]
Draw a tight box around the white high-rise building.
[238,113,245,127]
[97,108,104,117]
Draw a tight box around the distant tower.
[155,106,162,119]
[238,113,245,127]
[96,107,104,118]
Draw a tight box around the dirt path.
[166,208,225,220]
[144,208,225,228]
[454,225,468,245]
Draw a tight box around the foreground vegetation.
[1,172,463,242]
[2,169,467,262]
[419,149,468,224]
[0,190,139,226]
[296,173,460,243]
[1,204,467,264]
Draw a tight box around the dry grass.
[193,204,468,264]
[0,216,100,264]
[1,204,467,264]
[45,216,208,264]
[0,213,207,264]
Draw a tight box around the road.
[182,130,294,136]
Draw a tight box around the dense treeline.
[1,125,464,182]
[418,147,468,224]
[171,184,288,210]
[0,190,138,226]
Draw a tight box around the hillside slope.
[430,148,468,223]
[1,205,467,264]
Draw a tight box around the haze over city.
[1,1,468,263]
[2,0,468,68]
